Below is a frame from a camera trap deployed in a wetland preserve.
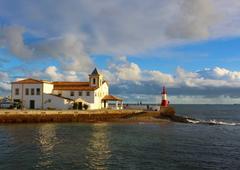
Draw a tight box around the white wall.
[11,82,54,109]
[11,79,109,110]
[12,84,23,101]
[57,90,95,103]
[92,82,109,109]
[43,83,54,94]
[52,81,109,110]
[43,94,73,110]
[12,83,43,109]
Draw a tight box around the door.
[78,102,83,110]
[30,100,35,109]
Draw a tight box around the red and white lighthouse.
[161,86,169,107]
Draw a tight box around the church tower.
[89,68,104,88]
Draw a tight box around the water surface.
[0,105,240,170]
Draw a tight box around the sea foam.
[186,118,239,126]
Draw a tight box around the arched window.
[93,78,96,84]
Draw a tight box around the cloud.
[34,34,94,72]
[44,66,63,81]
[0,26,94,72]
[1,0,240,103]
[120,94,240,104]
[168,95,240,104]
[105,56,174,84]
[0,0,239,56]
[0,26,94,74]
[116,63,142,82]
[32,66,84,82]
[198,67,240,81]
[0,71,11,95]
[102,57,240,102]
[104,57,240,89]
[0,26,33,58]
[103,56,142,83]
[166,0,216,40]
[143,70,175,85]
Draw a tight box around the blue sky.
[92,37,240,73]
[1,0,240,104]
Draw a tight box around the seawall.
[0,106,179,123]
[0,109,144,123]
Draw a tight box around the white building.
[11,68,123,110]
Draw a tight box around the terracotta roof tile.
[53,82,90,85]
[102,95,123,101]
[12,78,51,84]
[53,81,97,91]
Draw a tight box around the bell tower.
[89,68,103,88]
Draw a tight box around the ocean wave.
[186,118,239,126]
[186,119,200,124]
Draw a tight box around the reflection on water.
[86,123,111,169]
[0,119,240,170]
[35,124,59,168]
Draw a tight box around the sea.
[0,105,239,170]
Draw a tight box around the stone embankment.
[0,109,144,123]
[0,106,189,124]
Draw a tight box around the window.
[31,88,34,95]
[86,91,90,96]
[70,91,74,96]
[93,78,96,84]
[79,91,82,96]
[15,88,19,95]
[36,88,40,95]
[25,88,29,95]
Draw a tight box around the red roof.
[53,81,97,91]
[12,78,51,84]
[12,79,102,91]
[102,95,123,101]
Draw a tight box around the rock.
[160,106,176,116]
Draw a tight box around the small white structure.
[101,95,123,110]
[11,68,122,110]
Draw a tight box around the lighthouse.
[161,86,169,107]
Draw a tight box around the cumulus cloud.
[198,67,240,81]
[1,0,240,103]
[44,66,63,81]
[102,57,240,102]
[31,66,84,81]
[104,57,240,89]
[0,0,239,56]
[116,63,141,82]
[0,26,94,74]
[168,95,240,104]
[166,0,216,40]
[0,26,33,58]
[143,70,175,85]
[105,56,174,85]
[35,34,94,72]
[122,94,240,104]
[0,71,11,95]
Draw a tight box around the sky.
[1,0,240,104]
